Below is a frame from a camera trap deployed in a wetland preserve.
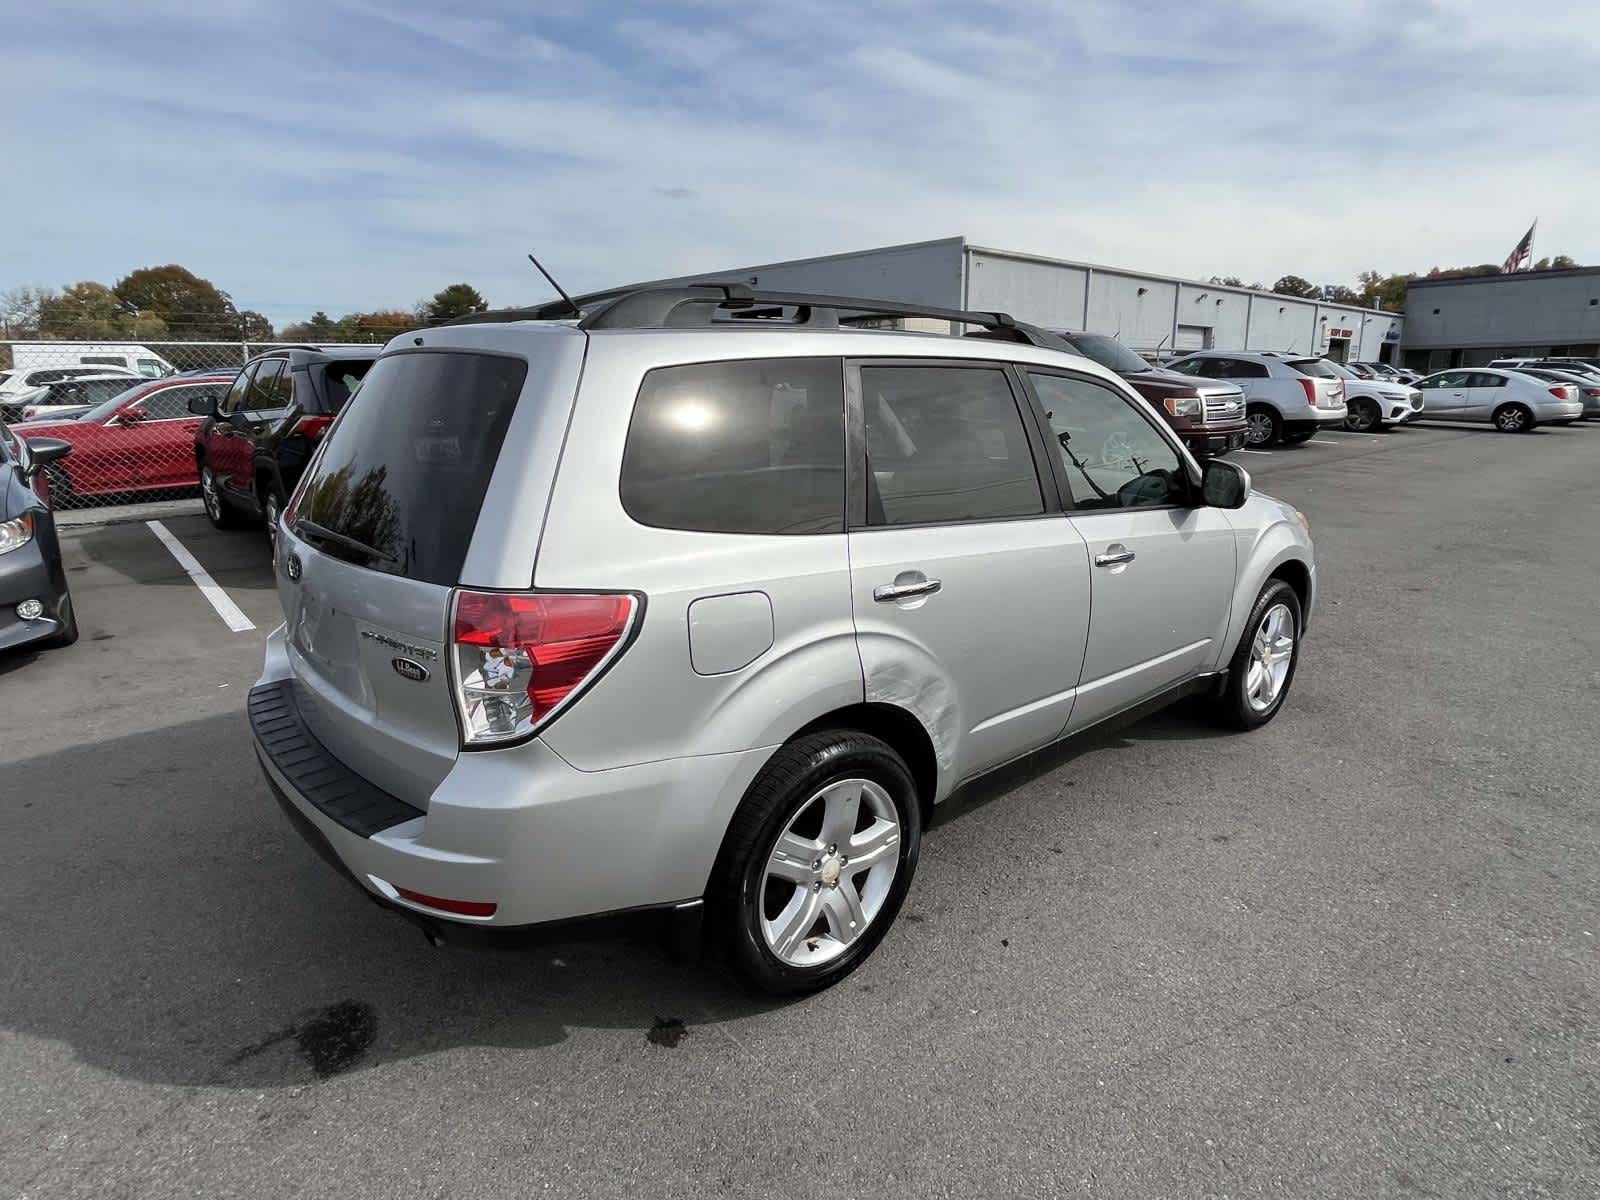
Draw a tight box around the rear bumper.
[252,627,774,930]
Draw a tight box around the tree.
[1207,275,1245,287]
[1357,270,1409,312]
[425,283,489,322]
[280,311,339,342]
[1324,285,1361,305]
[39,282,169,339]
[0,284,54,338]
[238,310,275,342]
[1271,274,1318,299]
[1532,254,1578,271]
[114,264,238,339]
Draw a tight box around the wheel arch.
[790,702,940,827]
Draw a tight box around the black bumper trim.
[248,680,423,837]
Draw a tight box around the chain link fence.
[0,340,375,513]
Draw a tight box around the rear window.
[620,358,845,535]
[318,359,375,412]
[294,351,527,584]
[1289,358,1339,378]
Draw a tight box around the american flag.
[1502,220,1536,272]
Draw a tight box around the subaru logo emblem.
[286,553,302,582]
[392,657,429,682]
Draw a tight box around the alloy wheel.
[201,467,221,521]
[1245,602,1295,713]
[1495,407,1528,432]
[760,778,901,968]
[264,492,280,550]
[1245,412,1275,446]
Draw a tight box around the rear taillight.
[1300,378,1317,406]
[1549,386,1572,399]
[1585,388,1600,398]
[294,414,333,439]
[452,590,638,745]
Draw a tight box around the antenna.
[528,253,580,317]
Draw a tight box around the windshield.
[77,382,153,423]
[1289,358,1339,379]
[294,351,527,585]
[1067,334,1152,375]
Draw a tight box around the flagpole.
[1527,218,1536,271]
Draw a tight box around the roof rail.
[433,283,1074,352]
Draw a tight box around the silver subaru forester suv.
[251,284,1315,994]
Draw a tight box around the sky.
[4,0,1599,327]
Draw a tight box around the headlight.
[1294,510,1311,533]
[1164,395,1203,418]
[0,513,35,555]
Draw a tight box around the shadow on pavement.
[0,711,787,1092]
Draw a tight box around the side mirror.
[119,406,148,424]
[23,437,73,474]
[187,395,219,417]
[1201,458,1250,509]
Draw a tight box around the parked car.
[1506,367,1600,418]
[0,366,138,413]
[16,366,235,423]
[8,374,235,505]
[1356,361,1423,384]
[191,347,375,539]
[1411,368,1584,431]
[0,374,149,425]
[0,422,77,651]
[250,285,1317,995]
[1047,330,1247,457]
[1165,351,1348,446]
[1320,360,1424,431]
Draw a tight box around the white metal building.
[606,236,1405,363]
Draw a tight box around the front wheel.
[1244,405,1281,447]
[1211,579,1303,730]
[713,732,921,995]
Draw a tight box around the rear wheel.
[259,476,286,553]
[1244,405,1281,447]
[713,731,921,995]
[1344,398,1381,432]
[1492,403,1534,433]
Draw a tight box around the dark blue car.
[0,421,78,651]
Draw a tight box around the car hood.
[1124,367,1243,397]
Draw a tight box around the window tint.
[296,351,527,584]
[1029,372,1187,511]
[141,384,214,420]
[246,360,286,410]
[219,365,255,415]
[1467,372,1506,388]
[137,359,165,377]
[1432,371,1473,388]
[1229,359,1270,378]
[1168,359,1204,377]
[319,360,374,412]
[859,365,1042,526]
[622,358,844,535]
[82,356,128,369]
[1289,358,1339,379]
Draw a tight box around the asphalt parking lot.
[3,420,1598,1198]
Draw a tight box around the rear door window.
[621,357,845,535]
[1289,358,1339,378]
[294,351,528,584]
[857,364,1043,526]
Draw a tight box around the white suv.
[1167,351,1349,447]
[251,285,1316,994]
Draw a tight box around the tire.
[1344,398,1381,432]
[259,476,287,553]
[1211,579,1303,731]
[1244,405,1281,447]
[711,731,922,995]
[1492,403,1534,433]
[200,462,251,529]
[40,594,79,649]
[43,464,78,511]
[1281,429,1317,445]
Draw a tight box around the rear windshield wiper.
[292,518,399,566]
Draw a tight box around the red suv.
[1051,331,1247,458]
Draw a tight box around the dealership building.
[1401,267,1600,370]
[604,236,1406,363]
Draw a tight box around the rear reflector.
[452,590,638,745]
[394,887,497,918]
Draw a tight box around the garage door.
[1175,325,1211,352]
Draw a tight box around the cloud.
[2,0,1598,324]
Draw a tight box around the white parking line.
[146,520,256,633]
[1320,431,1377,440]
[1236,448,1272,455]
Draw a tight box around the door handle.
[874,577,942,602]
[1094,545,1136,568]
